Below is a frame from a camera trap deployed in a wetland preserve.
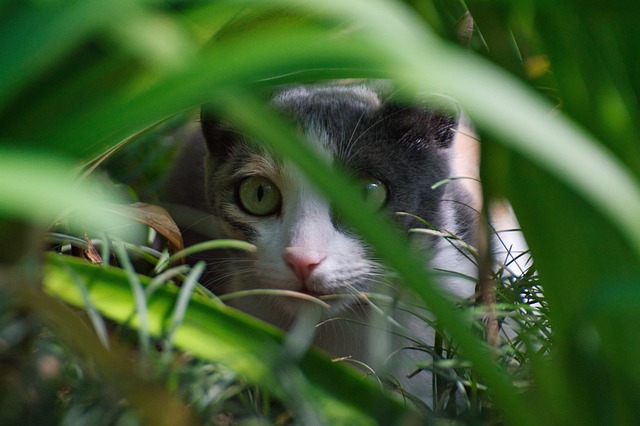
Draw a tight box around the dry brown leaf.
[82,234,103,264]
[106,202,184,255]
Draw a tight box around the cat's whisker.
[341,108,369,162]
[201,264,258,290]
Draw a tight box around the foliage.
[1,0,639,424]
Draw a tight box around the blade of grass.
[163,261,205,354]
[218,289,331,310]
[114,242,151,355]
[168,239,256,264]
[60,261,111,349]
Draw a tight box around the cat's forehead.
[271,85,384,156]
[215,83,454,184]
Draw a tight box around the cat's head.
[199,84,461,318]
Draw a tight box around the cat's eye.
[237,176,282,216]
[359,178,388,210]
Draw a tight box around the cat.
[163,82,481,406]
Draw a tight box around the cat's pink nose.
[284,248,326,281]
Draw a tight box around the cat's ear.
[200,104,240,158]
[383,103,458,149]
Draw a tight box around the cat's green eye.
[237,176,282,216]
[360,178,388,210]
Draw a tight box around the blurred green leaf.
[26,21,382,157]
[0,146,131,236]
[588,276,640,424]
[536,3,640,166]
[44,253,417,425]
[0,0,144,112]
[469,2,640,422]
[503,154,640,424]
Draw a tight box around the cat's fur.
[163,83,480,405]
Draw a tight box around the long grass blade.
[44,253,419,424]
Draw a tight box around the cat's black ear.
[383,103,458,149]
[200,104,240,158]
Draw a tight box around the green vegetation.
[1,0,639,424]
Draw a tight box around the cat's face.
[201,85,458,318]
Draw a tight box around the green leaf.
[44,253,417,425]
[29,16,383,157]
[0,146,132,236]
[0,0,144,112]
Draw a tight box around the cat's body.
[163,83,480,404]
